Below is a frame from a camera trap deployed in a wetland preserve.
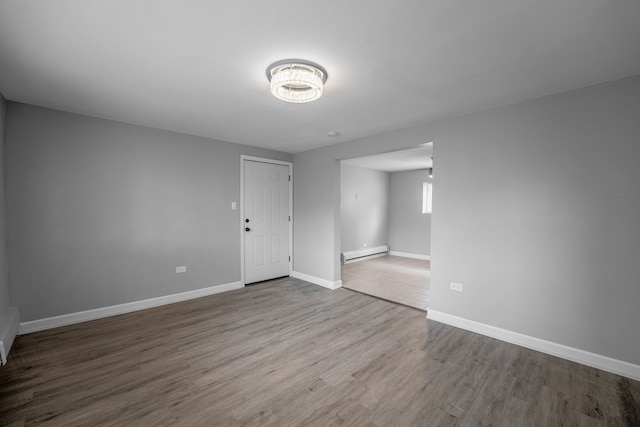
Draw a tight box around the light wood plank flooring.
[1,277,638,426]
[342,255,430,311]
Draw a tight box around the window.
[422,182,432,214]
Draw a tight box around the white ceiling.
[1,1,639,154]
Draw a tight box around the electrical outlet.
[450,282,463,292]
[176,266,187,273]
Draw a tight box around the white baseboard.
[389,251,430,261]
[19,281,243,335]
[0,306,20,365]
[291,271,342,290]
[426,310,640,382]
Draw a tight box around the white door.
[243,160,290,284]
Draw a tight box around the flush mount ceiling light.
[266,59,328,104]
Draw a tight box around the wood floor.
[342,255,430,311]
[1,277,638,426]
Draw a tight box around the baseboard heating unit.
[341,245,389,264]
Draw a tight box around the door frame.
[240,155,293,286]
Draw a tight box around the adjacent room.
[340,145,432,310]
[1,1,640,425]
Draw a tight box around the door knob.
[245,227,251,232]
[245,218,250,223]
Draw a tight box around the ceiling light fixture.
[266,59,328,104]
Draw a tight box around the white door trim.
[240,155,293,285]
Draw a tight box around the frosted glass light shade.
[267,61,327,103]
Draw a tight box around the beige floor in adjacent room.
[341,255,430,311]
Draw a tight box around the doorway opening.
[339,143,433,310]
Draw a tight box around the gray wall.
[430,76,640,366]
[5,103,291,322]
[292,155,342,281]
[293,74,640,366]
[0,93,8,318]
[340,164,389,253]
[389,169,431,256]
